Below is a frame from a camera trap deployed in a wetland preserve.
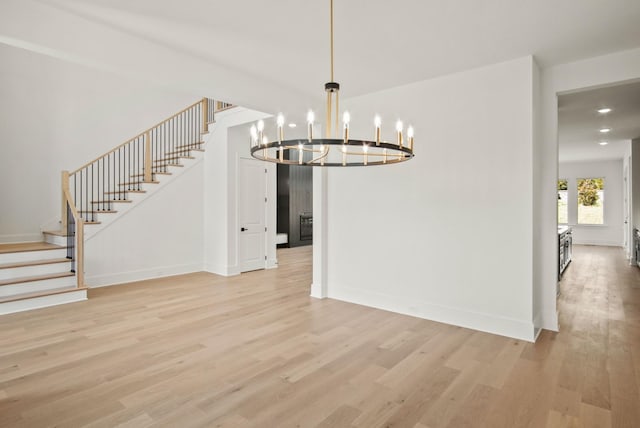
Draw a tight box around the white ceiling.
[31,0,640,103]
[1,0,640,135]
[558,80,640,163]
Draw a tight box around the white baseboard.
[310,283,327,299]
[203,263,240,277]
[328,285,536,342]
[0,233,43,244]
[86,263,203,287]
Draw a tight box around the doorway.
[557,80,640,289]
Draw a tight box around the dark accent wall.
[277,163,312,247]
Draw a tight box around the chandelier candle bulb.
[375,115,381,145]
[257,120,265,146]
[250,125,258,147]
[407,126,414,152]
[396,120,403,148]
[276,114,285,143]
[307,111,315,141]
[343,111,350,143]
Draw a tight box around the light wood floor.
[0,245,638,427]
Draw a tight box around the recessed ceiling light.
[288,123,297,128]
[597,108,612,114]
[599,141,608,146]
[599,128,611,133]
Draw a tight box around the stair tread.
[118,181,159,186]
[131,172,172,177]
[43,230,68,237]
[78,210,117,214]
[0,258,72,270]
[153,156,194,163]
[104,190,146,194]
[0,286,87,304]
[175,142,204,147]
[0,271,74,287]
[91,200,132,204]
[166,148,204,155]
[153,164,184,168]
[0,242,65,254]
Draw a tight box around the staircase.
[0,98,226,315]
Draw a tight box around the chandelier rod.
[330,0,334,82]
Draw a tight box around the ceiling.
[28,0,640,104]
[558,80,640,163]
[1,0,640,134]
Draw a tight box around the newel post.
[144,131,152,183]
[202,98,208,133]
[61,170,69,230]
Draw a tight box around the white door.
[239,158,266,272]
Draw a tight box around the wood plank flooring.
[0,244,639,427]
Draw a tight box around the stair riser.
[0,262,72,281]
[0,248,68,264]
[44,234,68,246]
[0,289,87,315]
[0,275,77,297]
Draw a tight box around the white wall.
[539,47,640,331]
[85,162,204,286]
[559,160,624,246]
[320,57,536,341]
[0,43,198,242]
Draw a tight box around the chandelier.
[249,0,415,166]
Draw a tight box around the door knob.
[241,227,247,232]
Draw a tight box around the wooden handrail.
[61,182,84,289]
[70,99,205,175]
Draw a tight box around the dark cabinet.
[634,228,640,267]
[277,164,312,247]
[558,226,572,280]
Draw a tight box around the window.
[558,179,568,224]
[577,178,604,225]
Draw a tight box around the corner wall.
[322,57,536,341]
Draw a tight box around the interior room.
[1,0,640,426]
[557,81,640,282]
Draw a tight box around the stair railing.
[61,98,216,224]
[61,183,84,288]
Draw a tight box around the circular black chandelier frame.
[250,138,414,167]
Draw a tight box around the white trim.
[203,263,240,277]
[0,289,87,315]
[328,285,536,342]
[86,262,203,287]
[572,241,623,247]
